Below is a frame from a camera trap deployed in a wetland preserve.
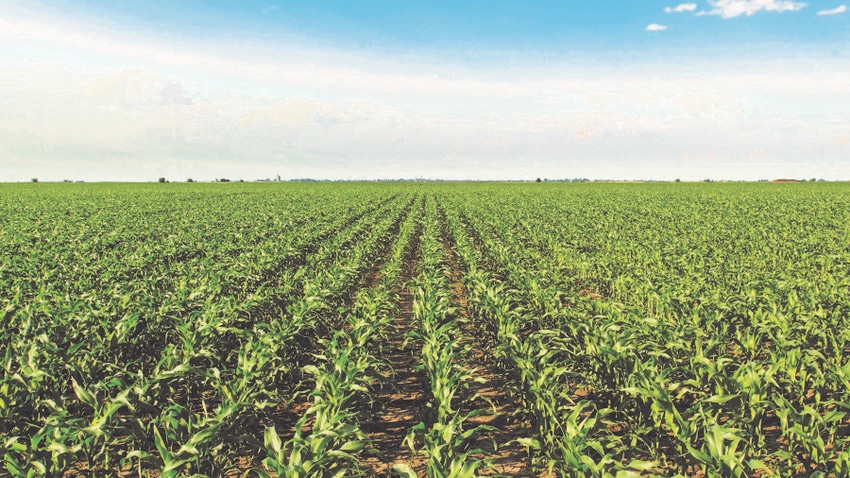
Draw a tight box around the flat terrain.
[2,181,850,477]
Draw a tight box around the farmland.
[2,181,850,477]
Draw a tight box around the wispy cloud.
[703,0,807,18]
[817,4,847,14]
[665,3,698,13]
[646,23,668,31]
[0,12,518,101]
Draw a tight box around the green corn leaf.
[392,463,418,478]
[152,426,171,461]
[706,394,739,404]
[45,441,74,454]
[127,450,155,461]
[514,437,541,450]
[5,437,27,453]
[340,440,367,452]
[628,459,656,471]
[71,378,97,408]
[264,426,282,454]
[615,472,645,478]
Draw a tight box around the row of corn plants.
[2,188,359,475]
[395,195,494,478]
[257,193,423,477]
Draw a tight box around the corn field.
[2,181,850,477]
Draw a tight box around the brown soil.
[359,286,429,477]
[578,288,604,300]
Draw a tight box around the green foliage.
[2,181,849,476]
[0,183,413,475]
[441,182,850,476]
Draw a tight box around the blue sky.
[1,0,848,180]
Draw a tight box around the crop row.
[259,194,423,477]
[396,195,494,478]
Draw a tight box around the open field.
[2,182,850,477]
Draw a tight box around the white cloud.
[0,11,537,103]
[817,5,847,14]
[704,0,807,18]
[665,3,698,13]
[646,24,668,31]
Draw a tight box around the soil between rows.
[359,208,429,477]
